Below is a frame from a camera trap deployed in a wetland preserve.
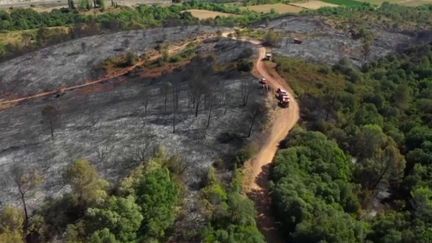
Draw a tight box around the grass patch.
[290,0,339,9]
[168,42,198,63]
[239,28,267,39]
[0,30,34,45]
[184,9,235,19]
[241,3,304,14]
[0,26,70,56]
[357,0,432,6]
[322,0,366,7]
[273,55,346,96]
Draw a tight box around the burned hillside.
[0,32,267,210]
[262,16,432,66]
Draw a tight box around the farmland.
[358,0,432,6]
[291,0,339,10]
[185,9,235,19]
[241,3,304,14]
[321,0,365,7]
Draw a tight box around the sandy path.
[245,46,300,242]
[249,47,300,190]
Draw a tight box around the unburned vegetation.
[272,41,432,242]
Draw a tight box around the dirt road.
[246,46,300,242]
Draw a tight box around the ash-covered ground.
[0,26,225,98]
[0,28,266,212]
[264,16,432,65]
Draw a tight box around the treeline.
[0,1,281,32]
[0,149,182,242]
[273,129,365,242]
[0,5,198,60]
[0,149,264,242]
[201,168,264,242]
[0,5,197,32]
[272,42,432,241]
[0,8,81,31]
[0,3,280,60]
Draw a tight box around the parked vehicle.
[263,52,272,61]
[293,38,303,44]
[276,88,290,108]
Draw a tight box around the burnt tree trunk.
[164,94,168,113]
[206,100,214,129]
[247,109,259,138]
[18,185,29,237]
[172,84,179,133]
[195,95,201,117]
[49,120,54,139]
[144,98,149,116]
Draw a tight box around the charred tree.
[172,81,180,133]
[247,102,263,138]
[41,105,60,139]
[140,88,150,116]
[9,165,43,238]
[160,82,172,113]
[206,94,215,129]
[241,79,253,106]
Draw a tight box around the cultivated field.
[241,3,304,14]
[185,9,234,19]
[291,0,339,9]
[359,0,432,6]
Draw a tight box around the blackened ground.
[263,16,432,66]
[0,36,266,218]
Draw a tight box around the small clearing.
[242,3,304,14]
[185,9,234,20]
[291,0,339,9]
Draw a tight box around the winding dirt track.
[246,45,300,242]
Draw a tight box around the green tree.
[262,30,281,47]
[64,159,109,207]
[79,0,91,9]
[392,84,412,110]
[271,129,365,241]
[0,206,24,242]
[367,212,408,243]
[90,228,118,243]
[135,168,179,239]
[201,168,264,243]
[97,0,107,10]
[354,125,405,190]
[291,205,367,243]
[86,196,143,242]
[411,186,432,223]
[0,206,24,233]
